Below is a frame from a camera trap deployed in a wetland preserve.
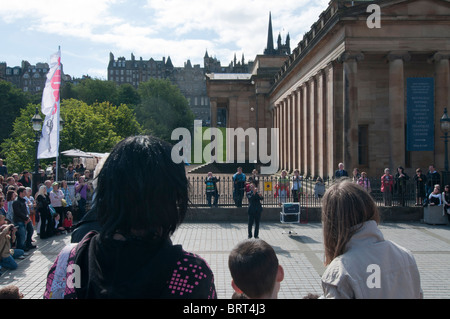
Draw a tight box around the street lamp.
[31,107,42,196]
[440,108,450,171]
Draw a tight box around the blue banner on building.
[406,77,434,151]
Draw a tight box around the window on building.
[358,125,369,166]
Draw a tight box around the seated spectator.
[320,179,422,298]
[228,238,284,299]
[428,184,442,206]
[0,223,25,271]
[62,211,73,232]
[45,135,216,299]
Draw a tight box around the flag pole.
[56,46,61,182]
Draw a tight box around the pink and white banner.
[37,48,62,159]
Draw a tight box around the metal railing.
[187,175,422,208]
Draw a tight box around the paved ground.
[1,221,449,299]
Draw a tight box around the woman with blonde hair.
[320,179,422,299]
[36,185,53,239]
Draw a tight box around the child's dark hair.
[228,239,279,299]
[94,135,189,240]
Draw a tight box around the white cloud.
[0,0,330,78]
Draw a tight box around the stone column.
[325,63,335,179]
[210,98,218,127]
[339,51,364,172]
[302,83,309,176]
[432,51,450,171]
[309,77,316,178]
[316,69,326,179]
[388,51,410,169]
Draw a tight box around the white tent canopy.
[61,149,108,158]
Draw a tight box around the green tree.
[1,99,142,174]
[0,80,32,149]
[117,83,140,107]
[135,78,194,142]
[72,78,118,105]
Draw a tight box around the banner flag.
[37,48,62,159]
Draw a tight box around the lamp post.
[440,107,450,186]
[31,107,42,196]
[56,117,64,181]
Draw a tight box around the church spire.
[264,12,275,55]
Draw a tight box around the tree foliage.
[0,80,33,148]
[135,78,195,142]
[1,99,142,174]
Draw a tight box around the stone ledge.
[185,206,425,223]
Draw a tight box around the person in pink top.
[381,168,394,206]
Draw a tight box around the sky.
[0,0,330,80]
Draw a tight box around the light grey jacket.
[321,220,422,299]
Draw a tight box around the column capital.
[337,51,364,63]
[429,51,450,63]
[387,51,411,63]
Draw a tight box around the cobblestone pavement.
[1,221,449,299]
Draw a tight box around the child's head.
[66,211,73,219]
[228,239,284,299]
[0,285,23,299]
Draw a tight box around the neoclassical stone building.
[207,0,450,178]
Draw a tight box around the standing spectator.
[442,185,450,224]
[357,172,372,193]
[75,176,89,220]
[0,159,8,178]
[205,172,219,208]
[6,190,16,223]
[4,177,17,194]
[12,186,36,251]
[49,182,65,229]
[334,163,348,179]
[18,171,31,188]
[394,166,409,207]
[65,164,75,182]
[0,196,6,219]
[314,177,326,199]
[60,180,73,217]
[425,165,440,204]
[233,167,246,208]
[248,169,260,188]
[275,170,289,205]
[381,168,394,206]
[413,168,427,206]
[36,185,53,239]
[291,169,302,202]
[320,179,422,299]
[247,183,263,239]
[24,187,36,226]
[228,239,284,299]
[351,168,360,183]
[44,135,216,299]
